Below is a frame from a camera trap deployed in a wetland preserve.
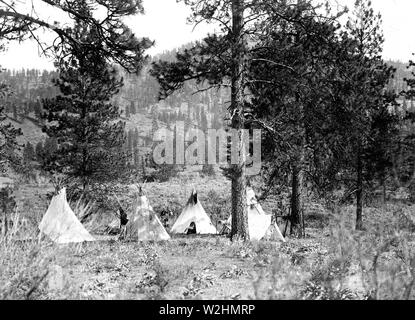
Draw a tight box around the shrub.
[201,164,215,177]
[203,190,231,226]
[144,164,179,183]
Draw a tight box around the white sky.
[0,0,414,70]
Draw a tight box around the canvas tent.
[125,188,170,241]
[221,188,285,242]
[171,189,217,235]
[39,188,95,244]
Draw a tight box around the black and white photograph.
[1,0,415,305]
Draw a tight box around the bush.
[0,186,16,236]
[152,200,182,231]
[144,164,180,183]
[203,190,230,226]
[201,164,215,177]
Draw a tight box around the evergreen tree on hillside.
[0,106,21,173]
[41,22,131,196]
[339,0,397,230]
[399,56,415,200]
[247,3,349,236]
[0,75,21,173]
[35,141,44,162]
[23,142,35,163]
[43,138,58,156]
[33,101,42,120]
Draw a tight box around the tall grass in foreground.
[253,203,415,300]
[0,200,90,300]
[0,211,52,299]
[1,199,414,300]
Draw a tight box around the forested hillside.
[0,56,412,173]
[0,48,230,174]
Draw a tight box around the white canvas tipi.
[39,188,95,244]
[223,188,285,242]
[171,189,217,235]
[125,188,170,241]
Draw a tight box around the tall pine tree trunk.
[356,147,364,230]
[290,165,300,233]
[230,0,249,241]
[290,155,305,238]
[290,100,306,238]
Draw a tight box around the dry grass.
[1,179,415,300]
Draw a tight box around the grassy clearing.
[1,179,415,300]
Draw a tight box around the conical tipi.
[171,189,217,235]
[222,188,285,242]
[125,187,170,241]
[39,188,95,244]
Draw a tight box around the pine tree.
[341,0,397,230]
[35,141,44,162]
[151,0,355,240]
[41,22,131,196]
[23,142,35,164]
[246,2,349,237]
[43,138,58,156]
[151,0,251,241]
[0,79,21,173]
[0,0,153,74]
[0,186,16,237]
[33,100,42,120]
[399,56,415,201]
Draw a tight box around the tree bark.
[290,162,304,237]
[382,177,387,207]
[1,191,8,237]
[290,98,306,238]
[230,0,249,242]
[356,148,364,230]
